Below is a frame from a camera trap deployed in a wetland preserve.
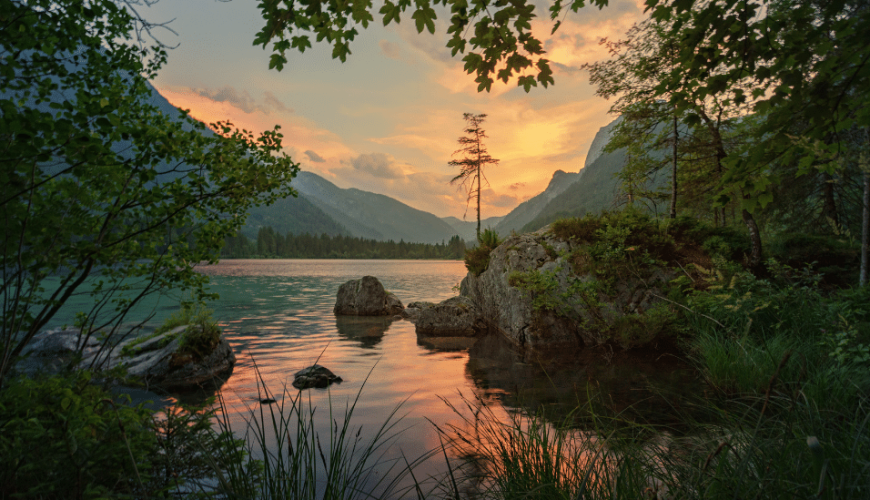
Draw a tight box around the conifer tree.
[449,113,500,240]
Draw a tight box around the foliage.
[0,371,258,499]
[646,0,870,222]
[767,233,859,285]
[684,257,870,401]
[450,113,500,239]
[0,371,157,498]
[465,228,502,276]
[254,0,580,91]
[0,0,298,384]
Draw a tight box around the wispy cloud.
[304,150,326,163]
[344,152,406,179]
[192,86,293,115]
[379,40,401,59]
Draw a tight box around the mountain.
[140,83,353,240]
[441,216,505,242]
[291,171,461,244]
[520,147,628,232]
[241,194,349,239]
[519,116,671,233]
[483,117,627,237]
[583,116,623,169]
[492,169,581,236]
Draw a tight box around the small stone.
[293,364,342,390]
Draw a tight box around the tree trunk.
[861,165,869,287]
[476,142,481,241]
[670,111,678,219]
[742,206,763,270]
[822,172,839,228]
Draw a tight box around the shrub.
[465,229,503,276]
[0,372,158,498]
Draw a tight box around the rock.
[415,296,485,337]
[401,301,435,322]
[292,364,342,389]
[333,276,404,316]
[462,226,677,350]
[19,325,236,391]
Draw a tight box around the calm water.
[51,259,700,494]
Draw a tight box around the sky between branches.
[146,0,647,218]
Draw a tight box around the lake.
[70,259,700,495]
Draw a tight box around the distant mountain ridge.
[485,116,627,236]
[493,169,581,236]
[291,171,461,244]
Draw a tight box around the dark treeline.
[222,226,467,259]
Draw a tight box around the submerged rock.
[334,276,404,316]
[292,364,342,389]
[21,325,236,391]
[415,296,485,337]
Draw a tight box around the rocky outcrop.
[334,276,404,316]
[293,364,342,389]
[20,326,236,390]
[401,301,435,322]
[415,296,485,337]
[461,226,677,351]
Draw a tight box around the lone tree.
[449,113,500,240]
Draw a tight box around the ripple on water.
[105,259,701,496]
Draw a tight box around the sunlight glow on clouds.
[146,0,646,219]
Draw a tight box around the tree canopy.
[1,0,298,383]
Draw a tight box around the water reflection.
[334,315,394,349]
[465,332,700,427]
[84,259,704,496]
[416,335,478,353]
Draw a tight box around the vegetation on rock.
[465,228,503,276]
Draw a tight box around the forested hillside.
[223,228,466,259]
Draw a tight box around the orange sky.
[147,0,648,219]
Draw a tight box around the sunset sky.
[144,0,647,219]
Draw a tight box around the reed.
[204,363,432,500]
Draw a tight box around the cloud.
[482,189,520,208]
[379,40,401,59]
[264,91,292,113]
[345,153,405,179]
[304,150,326,163]
[509,182,526,190]
[192,86,292,115]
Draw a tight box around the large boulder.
[334,276,404,316]
[415,296,485,337]
[20,325,236,390]
[461,225,679,351]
